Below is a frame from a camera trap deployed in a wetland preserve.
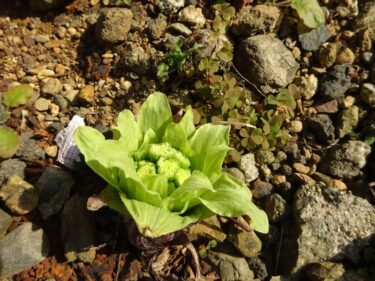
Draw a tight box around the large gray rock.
[62,194,96,263]
[95,8,133,45]
[28,0,69,11]
[0,222,49,278]
[35,166,75,219]
[319,140,371,179]
[230,5,283,37]
[279,183,375,278]
[235,35,299,94]
[16,132,45,160]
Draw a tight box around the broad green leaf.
[202,144,230,182]
[291,0,325,29]
[120,194,206,238]
[138,92,172,139]
[179,106,195,138]
[0,126,20,158]
[166,171,214,213]
[74,126,163,206]
[112,109,142,153]
[3,85,33,108]
[200,173,269,234]
[162,122,192,156]
[188,124,230,171]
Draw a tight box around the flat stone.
[238,153,259,183]
[34,97,51,111]
[227,226,262,258]
[314,99,339,113]
[95,8,133,45]
[0,209,12,238]
[235,35,298,94]
[187,216,227,242]
[208,244,255,281]
[42,78,62,95]
[292,163,310,174]
[35,166,75,220]
[299,26,331,51]
[62,194,96,263]
[231,5,283,37]
[279,183,375,278]
[0,175,38,215]
[319,140,371,180]
[0,222,49,278]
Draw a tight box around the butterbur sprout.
[74,92,268,238]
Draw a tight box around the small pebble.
[332,179,347,191]
[271,175,286,185]
[336,46,355,65]
[34,98,51,111]
[44,145,58,158]
[292,163,310,174]
[78,85,95,105]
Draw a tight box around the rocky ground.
[0,0,374,280]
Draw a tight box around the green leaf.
[166,171,214,213]
[162,122,192,156]
[141,175,169,199]
[112,109,142,153]
[0,126,20,158]
[138,92,172,139]
[189,124,230,171]
[74,126,163,207]
[179,106,195,138]
[123,0,132,6]
[120,194,209,238]
[202,144,230,182]
[200,173,269,233]
[3,85,33,108]
[291,0,325,28]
